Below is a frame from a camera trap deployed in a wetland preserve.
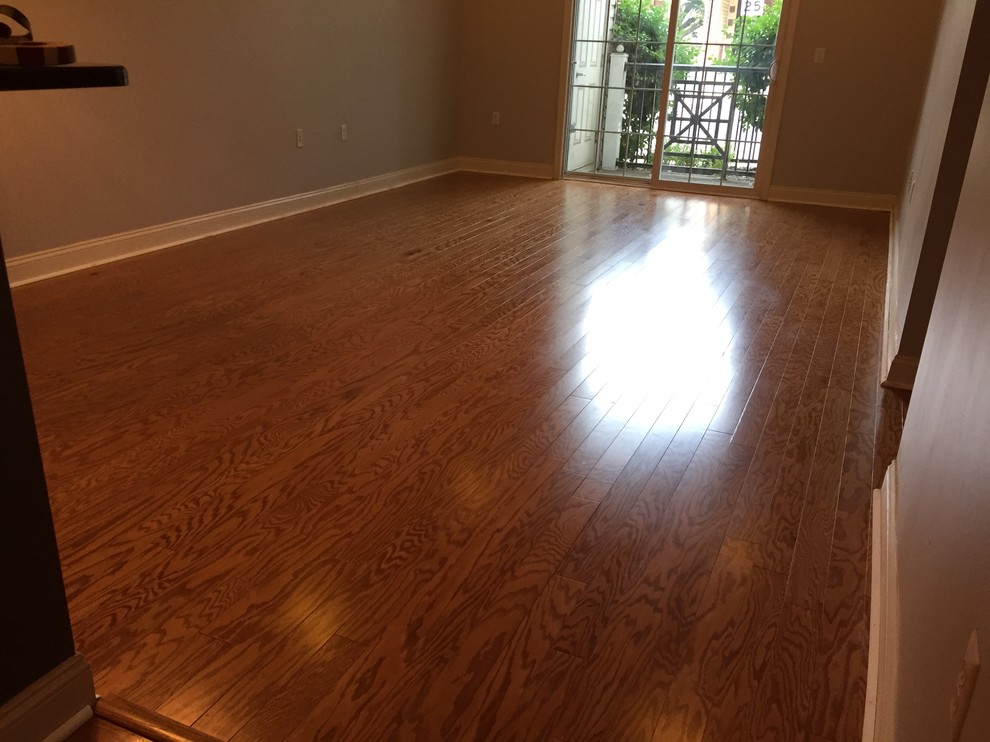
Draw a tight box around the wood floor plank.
[48,198,612,560]
[230,635,366,742]
[848,248,885,443]
[552,437,754,741]
[555,397,711,588]
[806,432,874,742]
[11,175,890,741]
[412,575,587,741]
[727,369,826,556]
[708,239,820,435]
[561,390,644,477]
[285,496,598,740]
[727,247,837,449]
[784,387,853,609]
[93,621,231,713]
[725,233,859,573]
[335,457,576,645]
[555,425,727,660]
[650,538,785,742]
[826,252,869,392]
[742,380,829,572]
[156,553,350,725]
[747,602,820,742]
[31,182,576,468]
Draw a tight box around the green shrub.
[716,1,782,131]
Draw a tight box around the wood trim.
[554,0,577,179]
[651,178,758,201]
[565,173,759,201]
[880,200,922,392]
[650,0,682,183]
[882,354,919,392]
[95,695,221,742]
[0,655,95,742]
[753,0,803,199]
[880,195,919,392]
[5,158,460,287]
[46,707,94,742]
[882,206,902,388]
[563,171,653,189]
[767,185,897,211]
[864,462,900,742]
[457,157,555,179]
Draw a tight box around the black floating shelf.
[0,63,128,91]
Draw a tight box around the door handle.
[769,59,779,83]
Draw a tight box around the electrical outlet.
[296,128,304,148]
[814,47,826,64]
[950,630,980,741]
[908,170,918,202]
[492,111,501,126]
[340,124,348,142]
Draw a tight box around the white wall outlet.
[492,111,501,126]
[340,124,348,142]
[813,47,826,64]
[296,128,304,148]
[950,630,980,741]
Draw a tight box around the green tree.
[718,1,782,131]
[610,0,705,167]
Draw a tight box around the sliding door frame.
[649,0,682,183]
[556,0,803,201]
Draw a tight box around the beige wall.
[769,0,940,195]
[0,0,944,260]
[457,0,568,165]
[456,0,940,195]
[0,1,459,258]
[889,0,987,368]
[893,72,990,742]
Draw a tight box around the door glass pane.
[659,0,784,188]
[565,0,674,180]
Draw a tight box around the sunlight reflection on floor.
[582,222,734,416]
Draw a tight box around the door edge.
[752,0,803,199]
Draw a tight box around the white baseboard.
[6,158,459,287]
[0,655,95,742]
[457,156,555,180]
[865,461,899,742]
[767,185,897,212]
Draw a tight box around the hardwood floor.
[67,695,220,742]
[13,173,889,741]
[67,717,152,742]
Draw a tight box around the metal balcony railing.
[616,62,770,182]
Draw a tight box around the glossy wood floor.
[14,174,890,741]
[67,717,153,742]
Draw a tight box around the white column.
[601,48,628,170]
